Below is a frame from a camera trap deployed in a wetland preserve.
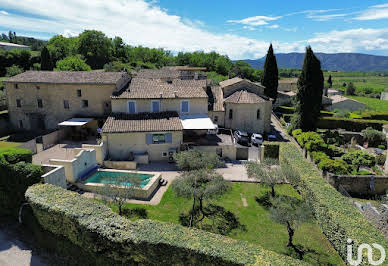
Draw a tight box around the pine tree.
[262,44,278,102]
[327,75,332,88]
[291,46,324,132]
[40,47,52,71]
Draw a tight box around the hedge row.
[26,184,304,266]
[262,142,280,160]
[317,116,386,131]
[280,143,388,262]
[0,148,42,217]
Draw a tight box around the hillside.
[244,53,388,72]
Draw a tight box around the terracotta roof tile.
[224,90,266,104]
[102,112,183,133]
[5,71,129,84]
[211,85,224,111]
[219,77,243,88]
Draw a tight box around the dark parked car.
[234,130,249,145]
[267,134,277,141]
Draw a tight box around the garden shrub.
[325,145,345,157]
[280,143,388,262]
[361,127,386,148]
[376,154,386,166]
[357,169,374,175]
[0,148,42,217]
[317,117,386,131]
[25,184,303,266]
[291,129,302,137]
[263,142,280,160]
[311,151,329,164]
[341,150,376,170]
[295,132,322,148]
[317,158,351,175]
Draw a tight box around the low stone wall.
[328,174,388,196]
[338,130,363,144]
[103,160,137,170]
[193,145,237,161]
[41,164,66,188]
[135,154,149,164]
[49,149,97,183]
[82,141,107,165]
[18,138,37,154]
[42,128,68,150]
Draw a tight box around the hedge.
[262,142,280,160]
[0,148,42,217]
[280,143,388,262]
[317,117,386,131]
[26,184,304,266]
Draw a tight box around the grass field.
[0,141,20,149]
[105,183,343,265]
[348,96,388,112]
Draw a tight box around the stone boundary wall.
[41,164,66,188]
[18,138,37,154]
[82,141,107,165]
[103,160,137,170]
[42,128,68,150]
[328,175,388,196]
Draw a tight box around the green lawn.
[105,183,343,265]
[348,96,388,112]
[0,141,20,149]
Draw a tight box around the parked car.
[267,134,277,141]
[234,130,249,145]
[251,133,263,146]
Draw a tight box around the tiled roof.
[112,78,207,99]
[136,68,181,79]
[211,85,224,111]
[102,112,183,133]
[224,90,266,104]
[219,77,243,88]
[5,71,129,84]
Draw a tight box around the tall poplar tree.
[40,47,52,71]
[291,46,324,132]
[262,44,278,102]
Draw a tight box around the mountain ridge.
[243,52,388,72]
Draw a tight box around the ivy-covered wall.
[26,184,305,266]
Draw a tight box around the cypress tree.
[327,75,332,88]
[41,47,52,71]
[291,46,324,132]
[262,44,278,102]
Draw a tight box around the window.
[229,109,233,119]
[36,86,40,90]
[14,84,18,89]
[152,134,166,144]
[151,100,160,113]
[180,100,189,113]
[162,152,168,157]
[37,99,43,108]
[214,116,218,123]
[127,101,136,114]
[16,99,21,108]
[18,120,23,129]
[64,100,69,109]
[257,109,260,120]
[82,100,88,108]
[77,89,82,97]
[167,80,173,84]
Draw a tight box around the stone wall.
[222,80,264,98]
[327,174,388,196]
[41,164,66,188]
[82,141,107,165]
[18,138,37,154]
[42,128,68,150]
[193,145,237,161]
[103,160,137,170]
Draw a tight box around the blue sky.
[0,0,387,59]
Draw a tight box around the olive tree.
[174,150,224,171]
[270,196,312,259]
[96,175,142,215]
[172,169,231,227]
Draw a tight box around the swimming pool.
[85,170,153,188]
[77,169,162,200]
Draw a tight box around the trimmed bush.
[280,143,388,262]
[26,184,303,266]
[341,150,376,170]
[0,148,42,217]
[311,151,329,164]
[317,158,351,175]
[377,154,386,166]
[263,142,280,160]
[291,129,302,137]
[326,145,345,157]
[317,117,386,131]
[362,127,386,148]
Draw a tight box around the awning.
[180,115,216,130]
[58,118,93,127]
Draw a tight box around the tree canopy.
[56,55,91,71]
[78,30,113,69]
[291,46,324,132]
[262,44,279,102]
[174,150,224,171]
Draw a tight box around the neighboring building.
[380,90,388,101]
[278,78,297,92]
[275,91,332,109]
[327,95,366,112]
[0,41,30,50]
[209,77,272,134]
[5,71,130,131]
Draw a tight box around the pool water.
[85,171,153,188]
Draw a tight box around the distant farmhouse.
[0,41,30,50]
[326,95,365,112]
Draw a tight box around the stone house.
[327,95,366,112]
[209,77,272,134]
[5,71,130,131]
[278,78,297,92]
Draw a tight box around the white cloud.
[62,29,78,37]
[266,24,279,29]
[227,15,281,26]
[0,10,8,15]
[354,3,388,20]
[0,0,387,59]
[306,13,348,21]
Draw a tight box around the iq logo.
[347,238,386,266]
